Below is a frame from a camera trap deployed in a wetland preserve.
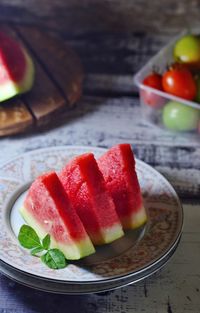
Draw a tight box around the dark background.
[0,0,199,34]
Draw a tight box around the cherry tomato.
[141,72,165,108]
[174,34,200,67]
[162,66,197,100]
[140,89,165,108]
[194,75,200,102]
[143,72,163,90]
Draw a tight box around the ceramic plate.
[0,146,183,292]
[0,241,179,294]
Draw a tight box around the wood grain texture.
[16,26,84,105]
[65,31,171,94]
[0,98,33,135]
[0,96,199,198]
[22,59,66,126]
[0,0,199,34]
[0,24,83,135]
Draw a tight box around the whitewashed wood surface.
[0,93,200,313]
[0,96,199,199]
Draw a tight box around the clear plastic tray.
[134,30,200,133]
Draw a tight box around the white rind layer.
[20,206,95,260]
[122,205,147,229]
[91,223,124,245]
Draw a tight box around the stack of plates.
[0,146,183,294]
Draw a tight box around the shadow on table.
[21,96,103,137]
[0,275,112,313]
[7,95,112,140]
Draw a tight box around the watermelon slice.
[20,172,95,260]
[60,153,124,245]
[0,31,34,102]
[98,144,147,229]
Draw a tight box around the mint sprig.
[41,249,66,269]
[18,225,41,249]
[31,246,44,256]
[18,225,68,270]
[42,234,50,250]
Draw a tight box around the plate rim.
[0,237,181,294]
[0,145,184,284]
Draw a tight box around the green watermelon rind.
[20,206,95,260]
[0,49,35,103]
[17,49,35,94]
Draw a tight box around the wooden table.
[0,1,200,312]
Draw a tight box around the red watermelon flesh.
[0,31,26,84]
[0,31,35,102]
[98,144,147,229]
[60,153,124,245]
[21,172,95,260]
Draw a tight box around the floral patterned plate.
[0,146,183,293]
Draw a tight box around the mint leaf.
[41,249,67,269]
[18,225,41,249]
[18,225,68,270]
[31,246,44,256]
[42,234,50,250]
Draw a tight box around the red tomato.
[140,89,165,108]
[143,72,163,90]
[142,72,165,108]
[162,67,197,100]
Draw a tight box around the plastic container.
[134,31,200,133]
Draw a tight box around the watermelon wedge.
[60,153,124,245]
[20,172,95,260]
[0,31,34,102]
[98,144,147,229]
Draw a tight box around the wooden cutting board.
[0,25,84,136]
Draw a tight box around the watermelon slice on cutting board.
[20,172,95,260]
[0,31,34,102]
[98,144,147,229]
[60,153,124,245]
